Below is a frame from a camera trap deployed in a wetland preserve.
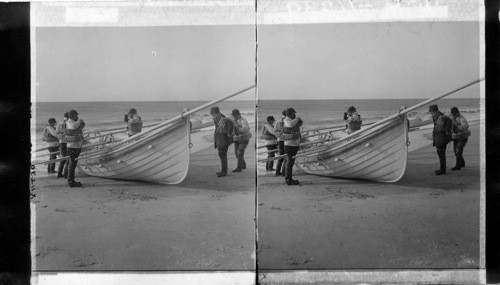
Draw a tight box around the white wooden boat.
[77,117,191,184]
[258,79,482,183]
[294,114,409,182]
[32,85,254,184]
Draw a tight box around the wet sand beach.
[32,130,256,271]
[257,122,481,269]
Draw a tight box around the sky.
[36,21,480,102]
[36,26,256,102]
[258,21,480,100]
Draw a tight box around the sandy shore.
[31,120,481,271]
[32,129,256,271]
[257,122,481,269]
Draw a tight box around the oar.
[257,148,280,155]
[260,154,287,163]
[31,156,69,165]
[35,150,61,157]
[35,146,50,153]
[300,127,345,139]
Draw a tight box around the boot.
[286,179,300,185]
[232,167,242,173]
[68,181,82,187]
[435,169,446,175]
[217,171,227,177]
[451,164,461,171]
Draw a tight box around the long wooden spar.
[295,78,484,159]
[32,85,255,164]
[258,78,484,162]
[77,85,255,160]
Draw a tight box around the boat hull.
[295,116,408,183]
[78,118,191,184]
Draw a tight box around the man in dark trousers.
[262,115,278,172]
[449,107,471,170]
[231,109,251,172]
[273,110,287,176]
[65,109,86,187]
[210,106,233,177]
[43,118,59,174]
[56,112,69,178]
[282,107,303,185]
[429,104,452,175]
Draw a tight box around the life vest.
[451,115,471,140]
[129,116,143,133]
[42,127,58,142]
[65,124,84,142]
[282,123,301,141]
[260,124,276,140]
[346,113,362,133]
[273,121,284,140]
[232,117,252,142]
[56,122,67,141]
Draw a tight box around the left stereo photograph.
[30,2,257,274]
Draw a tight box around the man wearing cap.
[124,108,143,137]
[66,109,86,187]
[344,106,362,134]
[43,118,59,174]
[231,109,251,172]
[449,107,470,170]
[429,104,452,175]
[262,115,277,172]
[273,110,287,176]
[282,107,303,185]
[56,112,69,178]
[210,106,233,177]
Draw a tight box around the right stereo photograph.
[255,1,483,284]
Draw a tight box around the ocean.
[33,98,480,150]
[33,100,254,150]
[256,98,480,128]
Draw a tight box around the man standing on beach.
[429,104,452,175]
[274,110,287,176]
[56,112,69,178]
[43,118,59,174]
[66,109,86,187]
[231,109,251,172]
[124,108,143,137]
[211,106,233,177]
[449,107,470,170]
[282,107,302,185]
[262,116,278,172]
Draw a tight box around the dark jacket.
[432,111,451,147]
[213,113,233,149]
